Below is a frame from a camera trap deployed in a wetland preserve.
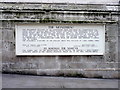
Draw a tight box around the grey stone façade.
[0,2,120,78]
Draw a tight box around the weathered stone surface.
[2,30,14,41]
[2,41,15,52]
[118,36,120,61]
[1,2,119,78]
[106,24,118,36]
[0,52,2,72]
[0,41,2,52]
[0,20,2,72]
[0,30,2,41]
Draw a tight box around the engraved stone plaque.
[15,24,105,55]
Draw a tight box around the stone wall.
[0,12,2,72]
[1,2,119,78]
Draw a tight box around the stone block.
[85,62,98,69]
[59,56,76,69]
[108,42,117,53]
[80,56,105,63]
[9,62,39,69]
[97,62,118,68]
[2,50,15,62]
[118,27,120,36]
[67,62,87,69]
[107,36,117,42]
[8,30,14,41]
[0,52,2,60]
[2,41,15,52]
[105,53,117,62]
[106,24,118,36]
[13,56,60,69]
[66,62,114,69]
[2,30,8,41]
[0,41,2,52]
[71,56,81,63]
[105,42,110,53]
[2,21,15,28]
[0,30,2,41]
[60,63,68,69]
[37,69,60,76]
[118,36,120,61]
[2,30,14,41]
[83,70,119,78]
[58,56,73,63]
[42,57,60,69]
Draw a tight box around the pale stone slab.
[16,24,105,55]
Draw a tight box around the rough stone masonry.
[0,2,120,78]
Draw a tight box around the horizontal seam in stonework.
[3,68,120,71]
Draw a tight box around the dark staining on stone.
[105,36,109,42]
[56,71,86,78]
[65,73,86,78]
[2,70,37,75]
[93,75,103,78]
[86,55,92,57]
[13,30,15,39]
